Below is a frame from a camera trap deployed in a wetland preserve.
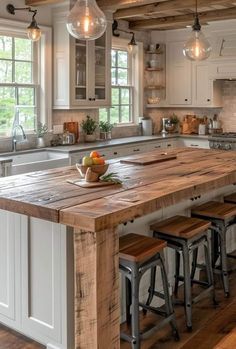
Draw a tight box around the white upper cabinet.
[167,41,192,105]
[53,6,111,109]
[192,63,222,107]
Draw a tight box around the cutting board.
[67,179,119,188]
[120,153,177,166]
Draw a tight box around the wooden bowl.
[76,163,109,178]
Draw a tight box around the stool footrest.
[227,253,236,259]
[192,286,214,304]
[140,302,166,317]
[141,313,176,340]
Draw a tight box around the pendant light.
[66,0,107,41]
[6,4,41,42]
[183,0,211,61]
[127,32,138,55]
[112,20,138,56]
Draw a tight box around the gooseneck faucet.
[12,124,27,152]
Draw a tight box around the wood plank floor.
[121,265,236,349]
[1,267,236,349]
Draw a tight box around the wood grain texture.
[192,201,236,220]
[73,227,120,349]
[0,148,236,230]
[120,153,177,165]
[119,233,167,262]
[150,215,211,239]
[214,330,236,349]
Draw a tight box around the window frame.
[0,18,52,139]
[100,36,143,126]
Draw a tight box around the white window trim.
[112,36,143,124]
[0,18,52,138]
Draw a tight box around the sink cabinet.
[53,6,112,109]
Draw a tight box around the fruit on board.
[93,157,105,165]
[90,151,101,158]
[82,156,94,166]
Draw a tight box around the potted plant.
[35,122,48,148]
[81,116,97,142]
[166,114,179,133]
[99,121,114,140]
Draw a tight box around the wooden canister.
[63,122,79,142]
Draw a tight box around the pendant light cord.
[193,0,201,31]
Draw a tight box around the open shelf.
[145,50,163,54]
[145,85,165,90]
[145,67,163,72]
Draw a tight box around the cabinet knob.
[133,149,140,152]
[89,98,96,101]
[113,151,118,155]
[185,98,188,102]
[207,99,211,102]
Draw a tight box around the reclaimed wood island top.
[0,147,235,231]
[1,147,236,349]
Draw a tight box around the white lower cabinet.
[179,138,210,149]
[0,211,73,349]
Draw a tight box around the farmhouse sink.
[0,150,69,176]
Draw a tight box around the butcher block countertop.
[0,148,235,231]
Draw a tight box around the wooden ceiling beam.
[25,0,64,5]
[129,6,236,30]
[97,0,167,11]
[114,0,231,20]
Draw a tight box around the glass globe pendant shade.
[183,30,211,61]
[66,0,107,40]
[183,13,211,61]
[127,33,138,55]
[27,18,41,42]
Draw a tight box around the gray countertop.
[0,134,210,157]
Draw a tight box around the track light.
[112,20,138,55]
[6,3,41,42]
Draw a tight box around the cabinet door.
[167,42,192,105]
[182,138,210,149]
[21,217,66,342]
[193,64,211,106]
[0,211,20,323]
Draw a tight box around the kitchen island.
[0,148,236,349]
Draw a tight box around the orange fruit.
[93,157,105,165]
[90,151,100,158]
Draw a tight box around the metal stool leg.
[190,248,198,283]
[182,244,192,331]
[131,263,140,349]
[125,277,132,324]
[204,237,217,305]
[144,266,156,314]
[174,251,180,296]
[211,228,219,269]
[159,252,180,341]
[219,226,230,297]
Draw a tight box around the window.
[0,35,38,136]
[0,18,52,138]
[100,48,133,124]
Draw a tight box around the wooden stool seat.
[191,201,236,220]
[150,215,211,239]
[119,233,167,262]
[224,193,236,204]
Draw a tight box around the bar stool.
[150,215,215,331]
[192,201,236,297]
[119,233,179,349]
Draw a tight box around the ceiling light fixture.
[66,0,107,41]
[183,0,211,61]
[112,20,138,55]
[6,4,41,42]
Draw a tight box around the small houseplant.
[35,122,48,148]
[81,116,97,142]
[99,121,113,140]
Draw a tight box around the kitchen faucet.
[12,124,27,152]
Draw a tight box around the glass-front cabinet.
[53,5,111,109]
